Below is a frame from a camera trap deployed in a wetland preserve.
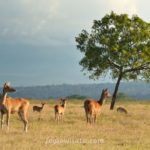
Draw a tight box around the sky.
[0,0,149,86]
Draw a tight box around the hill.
[3,82,150,100]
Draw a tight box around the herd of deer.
[0,82,127,132]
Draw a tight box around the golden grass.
[1,100,150,150]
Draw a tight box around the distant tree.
[75,11,150,110]
[117,92,129,99]
[67,95,86,100]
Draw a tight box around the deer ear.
[4,82,10,87]
[6,82,11,86]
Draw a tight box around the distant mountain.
[2,82,150,100]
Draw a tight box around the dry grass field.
[1,99,150,150]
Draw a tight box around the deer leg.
[55,112,57,121]
[6,113,10,131]
[61,113,64,122]
[89,114,92,124]
[60,113,62,122]
[85,109,89,123]
[85,112,89,123]
[59,114,62,123]
[23,116,28,132]
[59,114,61,122]
[92,115,94,124]
[1,112,4,130]
[18,111,24,130]
[87,115,90,123]
[89,111,94,124]
[18,111,28,132]
[57,114,60,122]
[59,114,60,122]
[94,114,97,123]
[38,112,41,121]
[55,112,58,122]
[55,113,57,121]
[23,112,28,132]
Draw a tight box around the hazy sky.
[0,0,149,86]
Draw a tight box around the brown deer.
[84,89,111,124]
[54,98,66,122]
[33,103,46,113]
[117,107,128,114]
[33,102,46,120]
[0,82,30,132]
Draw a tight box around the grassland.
[1,99,150,150]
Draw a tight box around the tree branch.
[124,62,150,73]
[108,58,121,70]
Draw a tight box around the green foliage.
[75,11,150,81]
[117,92,131,100]
[117,92,128,98]
[67,94,86,100]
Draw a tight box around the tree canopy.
[75,11,150,109]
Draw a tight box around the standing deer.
[33,102,46,120]
[84,89,111,124]
[54,98,66,122]
[0,82,30,132]
[33,103,46,112]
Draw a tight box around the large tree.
[75,12,150,109]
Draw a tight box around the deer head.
[102,88,111,98]
[3,82,16,93]
[41,102,46,106]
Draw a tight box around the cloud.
[0,0,148,48]
[0,0,144,48]
[0,0,111,46]
[0,0,61,45]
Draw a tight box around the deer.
[54,98,66,122]
[0,82,30,132]
[33,102,46,113]
[117,107,128,114]
[84,88,111,124]
[33,102,46,120]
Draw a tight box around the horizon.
[0,0,149,86]
[0,80,148,88]
[1,81,150,100]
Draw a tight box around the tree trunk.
[110,72,123,110]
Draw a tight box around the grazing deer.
[0,82,30,132]
[33,103,46,113]
[54,98,66,122]
[117,107,128,114]
[84,89,111,124]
